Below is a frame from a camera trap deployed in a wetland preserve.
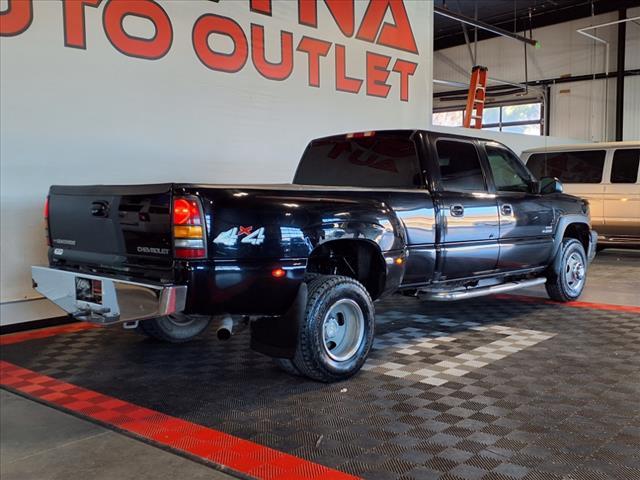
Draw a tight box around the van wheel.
[138,314,211,343]
[546,238,587,302]
[292,275,374,382]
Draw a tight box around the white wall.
[0,0,434,325]
[434,7,640,142]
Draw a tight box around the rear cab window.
[611,149,640,183]
[293,132,422,188]
[527,150,606,183]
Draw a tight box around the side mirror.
[540,177,563,194]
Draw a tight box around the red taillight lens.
[43,197,49,219]
[173,198,201,225]
[172,196,206,259]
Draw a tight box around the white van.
[521,142,639,250]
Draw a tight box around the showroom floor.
[1,250,639,480]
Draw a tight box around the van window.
[436,140,486,192]
[294,133,422,188]
[527,150,605,183]
[611,149,639,183]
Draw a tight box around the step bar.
[419,277,547,301]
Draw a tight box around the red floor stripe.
[494,294,640,313]
[0,323,97,346]
[0,361,359,480]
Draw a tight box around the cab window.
[435,140,486,192]
[485,145,531,192]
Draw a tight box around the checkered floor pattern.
[2,295,639,480]
[365,316,555,386]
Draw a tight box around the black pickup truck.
[33,130,597,381]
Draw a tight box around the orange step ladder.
[463,66,488,129]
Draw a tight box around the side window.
[611,149,639,183]
[527,150,605,183]
[485,144,531,192]
[435,140,486,192]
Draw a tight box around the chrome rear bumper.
[31,266,187,325]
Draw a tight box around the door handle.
[450,204,464,217]
[501,204,513,216]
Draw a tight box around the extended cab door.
[481,142,555,270]
[428,135,500,280]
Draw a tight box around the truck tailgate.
[48,184,175,281]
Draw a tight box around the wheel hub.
[322,299,365,362]
[564,252,586,294]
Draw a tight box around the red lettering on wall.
[103,0,172,60]
[249,0,272,16]
[392,59,417,101]
[335,44,362,94]
[298,0,354,37]
[251,24,293,81]
[366,51,391,98]
[356,0,418,54]
[0,0,33,37]
[296,36,331,87]
[192,14,248,73]
[62,0,102,49]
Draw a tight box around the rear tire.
[139,314,211,343]
[292,275,375,382]
[273,358,302,376]
[546,238,588,302]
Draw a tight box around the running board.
[419,277,546,301]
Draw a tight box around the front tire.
[546,238,588,302]
[292,275,375,382]
[138,314,211,343]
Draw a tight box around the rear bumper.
[31,266,186,325]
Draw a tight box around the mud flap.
[250,282,307,359]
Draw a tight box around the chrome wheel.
[564,251,585,295]
[322,299,365,362]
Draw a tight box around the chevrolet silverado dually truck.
[33,130,597,382]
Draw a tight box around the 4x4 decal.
[214,226,265,246]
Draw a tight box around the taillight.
[172,196,206,259]
[44,196,51,247]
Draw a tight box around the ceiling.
[434,0,636,50]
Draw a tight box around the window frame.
[432,101,544,136]
[432,137,490,193]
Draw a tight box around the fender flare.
[550,214,591,271]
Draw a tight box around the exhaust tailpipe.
[216,315,234,341]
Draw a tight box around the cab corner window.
[485,145,531,192]
[611,149,639,184]
[435,140,486,192]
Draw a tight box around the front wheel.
[546,238,588,302]
[292,275,375,382]
[138,314,211,343]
